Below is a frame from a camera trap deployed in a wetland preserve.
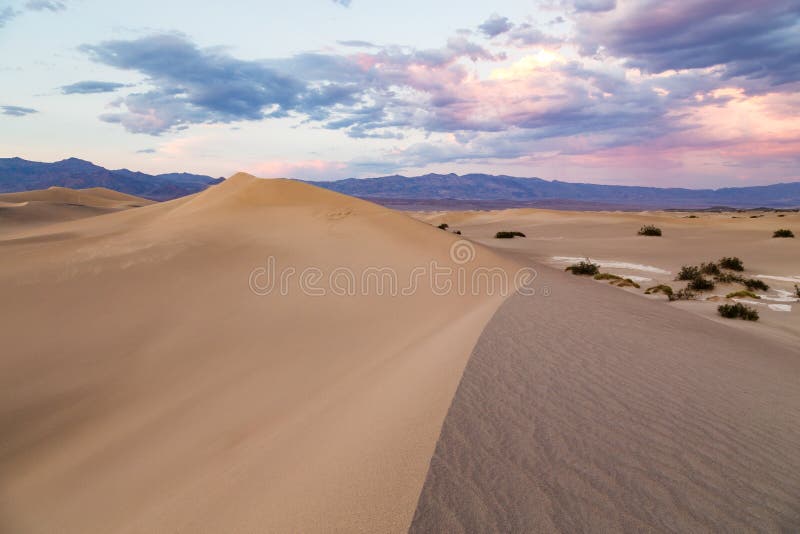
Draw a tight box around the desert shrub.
[700,262,721,276]
[676,265,701,281]
[715,272,745,284]
[726,290,759,299]
[645,284,674,297]
[669,288,696,301]
[638,225,662,236]
[718,303,759,321]
[454,230,462,235]
[773,228,795,238]
[750,215,761,219]
[495,231,526,239]
[565,260,600,276]
[437,223,449,230]
[718,256,744,271]
[795,284,800,298]
[594,273,622,281]
[612,278,641,289]
[778,214,786,217]
[743,278,769,291]
[685,215,698,219]
[688,277,715,291]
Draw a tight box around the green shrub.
[715,272,745,284]
[718,303,759,321]
[718,256,744,271]
[594,273,622,281]
[676,265,701,281]
[726,290,759,299]
[688,277,715,291]
[638,225,662,236]
[612,278,641,289]
[565,260,600,276]
[743,278,769,292]
[495,231,526,239]
[773,229,794,238]
[700,262,721,276]
[437,223,449,230]
[669,288,696,301]
[645,284,674,297]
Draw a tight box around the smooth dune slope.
[411,265,800,532]
[0,174,513,533]
[0,186,152,234]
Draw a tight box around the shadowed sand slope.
[411,267,800,532]
[0,186,152,234]
[0,174,514,533]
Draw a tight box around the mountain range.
[2,159,799,209]
[0,157,223,201]
[308,173,800,209]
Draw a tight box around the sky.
[0,0,798,187]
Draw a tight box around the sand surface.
[0,186,152,234]
[0,175,513,533]
[4,186,799,532]
[411,266,800,532]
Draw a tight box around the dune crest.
[0,174,515,533]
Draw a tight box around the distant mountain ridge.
[308,173,800,209]
[0,157,223,201]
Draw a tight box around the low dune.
[0,186,152,234]
[0,174,513,533]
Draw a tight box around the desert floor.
[2,180,799,532]
[412,208,800,342]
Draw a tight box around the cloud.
[81,32,502,135]
[331,0,351,6]
[61,80,127,94]
[81,34,308,134]
[0,7,18,28]
[337,40,377,48]
[25,0,67,11]
[478,14,513,37]
[76,22,799,182]
[2,105,38,116]
[570,0,616,12]
[506,23,562,47]
[136,148,156,154]
[577,0,800,88]
[0,0,67,29]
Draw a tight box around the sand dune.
[0,186,152,234]
[411,266,800,532]
[4,183,799,532]
[0,174,513,533]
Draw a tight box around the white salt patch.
[625,276,653,283]
[551,256,671,275]
[757,294,798,303]
[756,274,800,283]
[733,299,765,306]
[768,304,792,312]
